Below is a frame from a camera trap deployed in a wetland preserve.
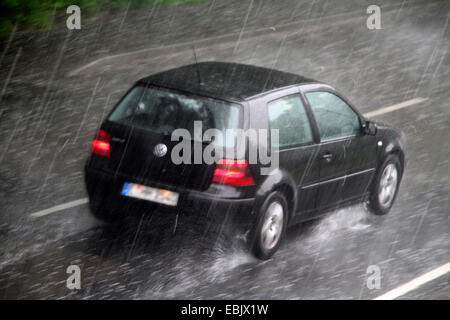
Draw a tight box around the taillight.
[212,159,255,186]
[91,129,110,157]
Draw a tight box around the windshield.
[108,85,242,146]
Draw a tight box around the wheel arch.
[255,169,297,224]
[273,183,296,223]
[380,147,405,177]
[256,168,297,221]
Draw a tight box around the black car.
[85,62,406,259]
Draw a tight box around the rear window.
[108,85,242,146]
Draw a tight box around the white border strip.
[373,262,450,300]
[29,198,88,218]
[364,97,428,118]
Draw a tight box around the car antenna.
[192,46,203,86]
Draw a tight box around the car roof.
[137,61,318,102]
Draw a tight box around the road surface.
[0,0,449,299]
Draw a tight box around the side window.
[267,95,313,148]
[305,91,361,141]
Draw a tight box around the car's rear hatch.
[90,85,243,191]
[102,122,216,190]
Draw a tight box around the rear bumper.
[84,166,256,226]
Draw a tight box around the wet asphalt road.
[0,0,449,299]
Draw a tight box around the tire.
[368,154,403,215]
[249,191,288,260]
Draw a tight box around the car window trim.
[106,83,246,133]
[300,87,365,143]
[266,93,316,150]
[301,86,365,119]
[276,143,316,153]
[318,133,358,144]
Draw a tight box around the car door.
[261,90,320,216]
[302,88,374,212]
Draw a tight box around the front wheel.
[250,191,288,260]
[368,155,402,215]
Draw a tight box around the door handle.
[112,137,125,143]
[322,152,333,162]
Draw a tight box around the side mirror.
[363,120,377,135]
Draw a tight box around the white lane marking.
[29,198,88,218]
[28,97,427,218]
[364,97,428,118]
[373,261,450,300]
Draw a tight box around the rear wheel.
[368,155,402,215]
[250,191,288,260]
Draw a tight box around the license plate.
[121,182,179,206]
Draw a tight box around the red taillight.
[91,129,110,157]
[96,129,110,140]
[212,159,255,186]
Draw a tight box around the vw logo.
[153,143,167,157]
